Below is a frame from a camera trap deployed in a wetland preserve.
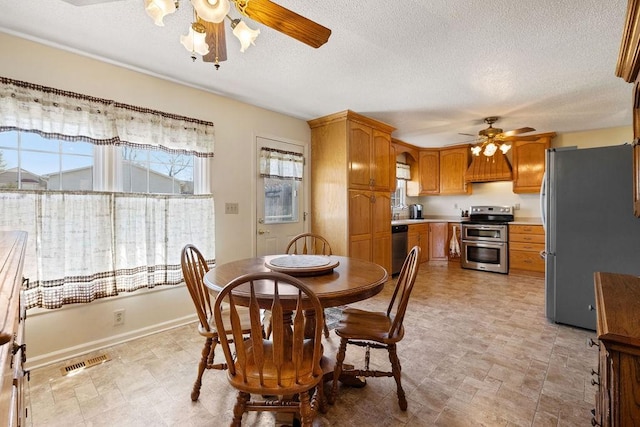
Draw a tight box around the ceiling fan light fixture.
[483,142,498,157]
[499,143,511,155]
[180,23,210,56]
[144,0,177,26]
[231,19,260,52]
[471,145,482,156]
[191,0,230,24]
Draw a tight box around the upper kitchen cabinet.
[407,150,439,196]
[511,133,555,193]
[439,145,472,195]
[346,117,395,191]
[308,111,395,271]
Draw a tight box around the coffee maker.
[409,204,423,219]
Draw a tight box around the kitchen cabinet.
[447,222,462,264]
[407,145,470,196]
[0,231,28,427]
[509,224,545,275]
[615,0,640,216]
[308,111,395,273]
[592,272,640,426]
[407,223,429,263]
[429,222,448,261]
[511,133,555,193]
[348,121,394,191]
[439,146,472,195]
[407,150,439,196]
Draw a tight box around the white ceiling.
[0,0,633,147]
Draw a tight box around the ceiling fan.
[460,116,535,157]
[61,0,331,69]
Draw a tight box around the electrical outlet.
[514,203,521,210]
[113,309,125,326]
[454,203,458,209]
[225,202,239,214]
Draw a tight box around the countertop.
[391,216,542,226]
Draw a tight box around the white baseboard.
[25,313,197,370]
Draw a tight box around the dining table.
[203,254,389,383]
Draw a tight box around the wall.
[0,32,311,368]
[412,126,633,220]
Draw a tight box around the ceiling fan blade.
[240,0,331,48]
[458,132,476,137]
[500,127,536,138]
[60,0,124,5]
[201,20,228,64]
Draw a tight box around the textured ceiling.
[0,0,633,147]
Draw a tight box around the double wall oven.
[461,206,513,274]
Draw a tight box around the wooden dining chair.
[180,244,254,402]
[213,271,326,427]
[330,245,421,411]
[286,232,332,337]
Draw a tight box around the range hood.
[465,151,513,182]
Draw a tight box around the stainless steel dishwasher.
[391,224,408,276]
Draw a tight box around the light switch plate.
[225,202,239,214]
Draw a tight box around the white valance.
[396,162,411,180]
[0,77,215,157]
[259,147,303,180]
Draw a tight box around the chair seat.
[334,308,404,344]
[227,339,321,394]
[198,304,253,338]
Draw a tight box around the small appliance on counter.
[409,204,423,219]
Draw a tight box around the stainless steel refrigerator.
[542,144,640,330]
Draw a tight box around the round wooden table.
[204,254,389,393]
[203,255,388,308]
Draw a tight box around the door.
[256,137,306,256]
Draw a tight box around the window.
[0,131,94,191]
[263,177,299,223]
[122,146,194,194]
[392,178,407,208]
[0,131,195,194]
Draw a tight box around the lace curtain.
[259,147,303,180]
[0,76,215,156]
[0,77,217,309]
[0,191,215,309]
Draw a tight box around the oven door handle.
[462,240,505,249]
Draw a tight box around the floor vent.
[60,354,111,376]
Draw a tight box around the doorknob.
[258,229,270,235]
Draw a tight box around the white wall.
[0,32,311,368]
[412,126,633,220]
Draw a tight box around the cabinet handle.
[588,304,595,311]
[587,338,600,348]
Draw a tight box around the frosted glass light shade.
[144,0,177,26]
[499,143,511,154]
[191,0,230,24]
[483,142,497,157]
[232,20,260,52]
[471,145,482,156]
[180,26,210,56]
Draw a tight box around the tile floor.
[25,263,598,426]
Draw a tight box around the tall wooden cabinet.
[592,272,640,426]
[308,110,395,273]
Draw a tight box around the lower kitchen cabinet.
[509,224,545,275]
[592,272,640,426]
[407,223,429,263]
[429,222,448,261]
[349,190,392,273]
